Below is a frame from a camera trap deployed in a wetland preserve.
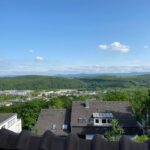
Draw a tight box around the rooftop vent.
[52,124,56,130]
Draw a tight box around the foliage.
[134,135,149,143]
[104,119,124,141]
[0,75,86,90]
[103,88,149,121]
[1,74,150,90]
[0,94,26,102]
[0,96,72,130]
[48,96,72,109]
[0,99,49,130]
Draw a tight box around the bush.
[134,135,149,143]
[104,119,124,141]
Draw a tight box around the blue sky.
[0,0,150,75]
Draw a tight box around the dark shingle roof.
[71,101,138,127]
[35,108,71,136]
[0,113,16,125]
[0,129,149,150]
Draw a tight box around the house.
[35,109,71,136]
[71,101,140,139]
[0,113,22,133]
[35,101,140,139]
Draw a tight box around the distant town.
[0,89,104,107]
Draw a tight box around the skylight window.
[93,112,113,118]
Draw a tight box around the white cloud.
[2,61,150,76]
[35,56,44,61]
[144,45,148,49]
[98,42,130,53]
[110,42,129,53]
[64,65,150,74]
[29,49,34,53]
[98,44,108,50]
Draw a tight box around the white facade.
[0,114,22,133]
[93,112,113,126]
[93,118,112,126]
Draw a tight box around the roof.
[35,108,71,136]
[0,129,146,150]
[71,101,138,127]
[0,113,16,125]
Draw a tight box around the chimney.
[85,101,89,109]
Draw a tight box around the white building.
[0,90,32,96]
[0,113,22,133]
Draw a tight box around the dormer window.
[93,112,113,126]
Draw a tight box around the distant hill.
[0,75,87,90]
[55,72,150,78]
[0,74,150,90]
[79,74,150,88]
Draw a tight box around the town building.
[0,113,22,133]
[0,90,32,96]
[35,101,140,139]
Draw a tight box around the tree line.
[1,75,150,90]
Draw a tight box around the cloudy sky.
[0,0,150,75]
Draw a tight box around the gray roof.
[35,108,71,136]
[71,101,138,127]
[0,113,16,125]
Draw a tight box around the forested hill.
[0,75,150,90]
[0,75,86,90]
[80,74,150,88]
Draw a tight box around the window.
[95,119,99,123]
[107,119,111,123]
[102,119,106,123]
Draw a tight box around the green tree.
[104,119,124,141]
[134,135,149,143]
